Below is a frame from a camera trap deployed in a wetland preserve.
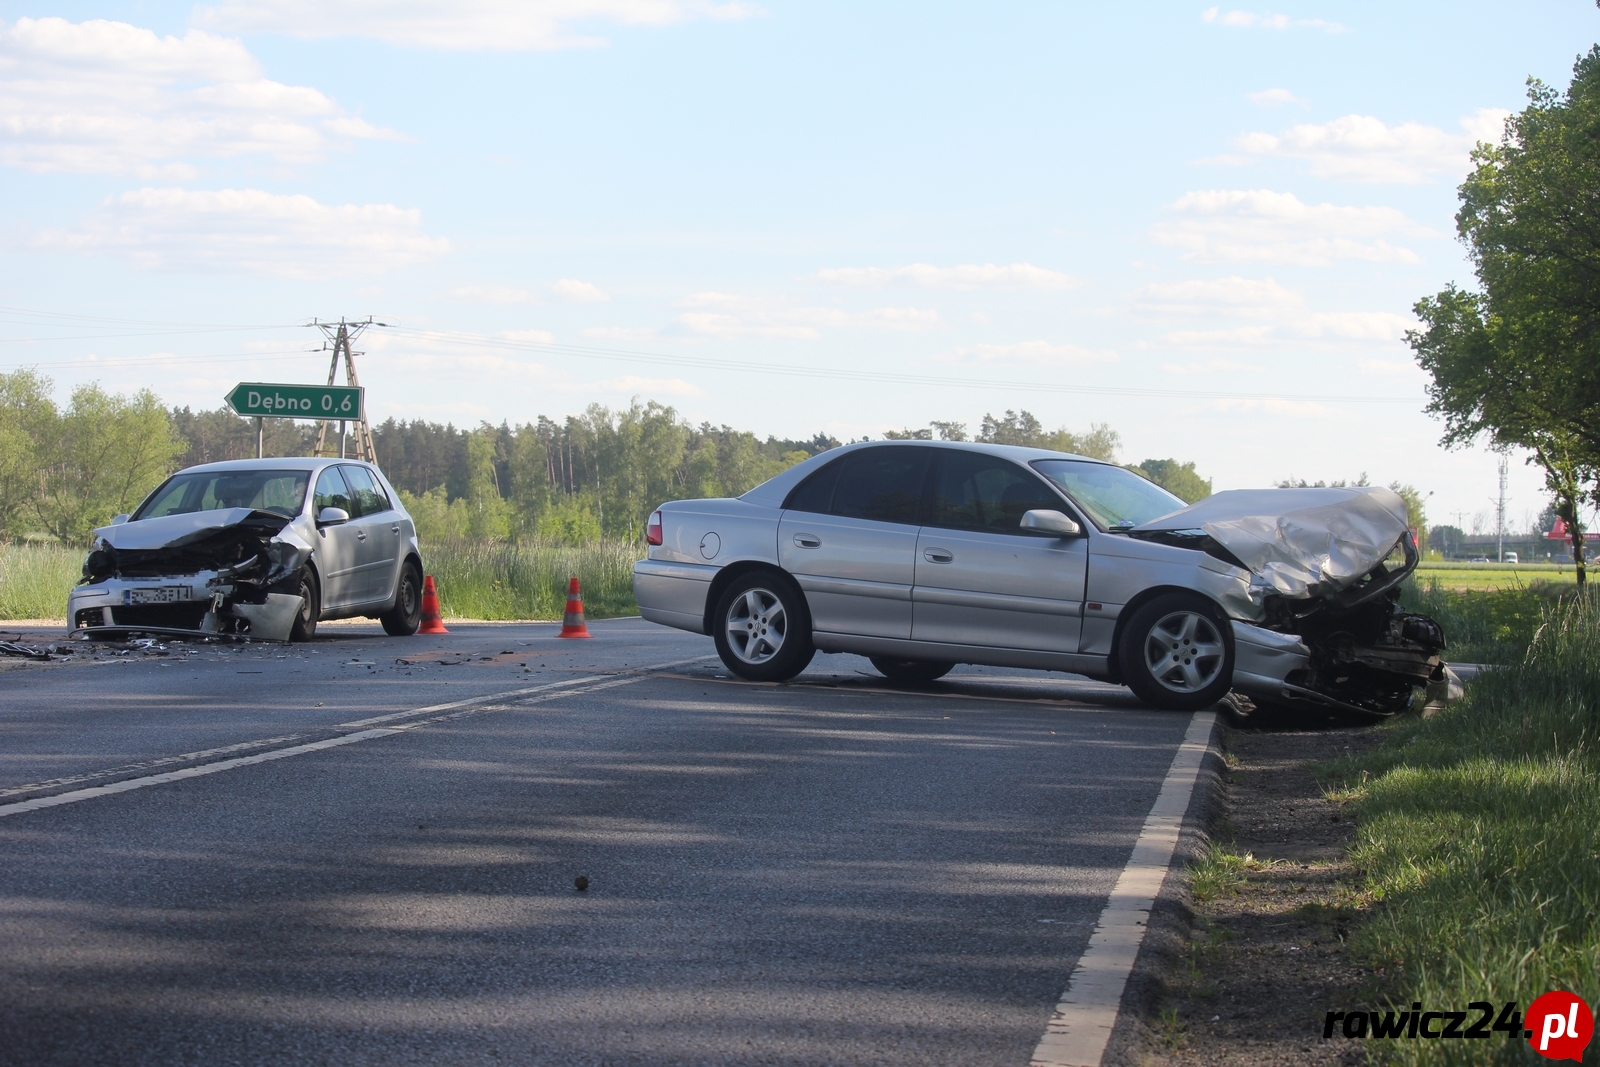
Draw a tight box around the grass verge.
[0,543,80,620]
[422,538,641,620]
[1324,589,1600,1065]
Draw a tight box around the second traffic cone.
[418,575,449,634]
[558,577,592,638]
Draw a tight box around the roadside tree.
[1410,49,1600,585]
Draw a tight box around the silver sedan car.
[633,441,1447,716]
[70,457,424,642]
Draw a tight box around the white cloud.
[1202,396,1338,418]
[0,17,407,177]
[1357,357,1424,379]
[581,326,659,342]
[450,285,537,304]
[1159,358,1265,375]
[194,0,763,51]
[944,341,1117,367]
[497,329,556,344]
[1230,110,1510,184]
[674,292,940,339]
[591,374,702,397]
[1200,7,1342,31]
[36,187,450,278]
[1247,88,1304,108]
[1158,310,1413,348]
[816,262,1079,290]
[1151,189,1432,265]
[552,278,609,302]
[1134,276,1303,318]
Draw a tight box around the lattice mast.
[311,318,379,462]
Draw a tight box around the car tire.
[711,571,815,682]
[288,567,319,643]
[1118,592,1234,711]
[381,560,423,637]
[870,657,955,685]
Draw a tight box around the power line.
[385,326,1426,405]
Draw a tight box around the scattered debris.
[0,642,49,660]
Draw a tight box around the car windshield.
[134,470,311,520]
[1031,460,1185,530]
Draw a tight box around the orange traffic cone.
[418,575,449,634]
[558,577,592,638]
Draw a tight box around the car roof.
[167,457,373,475]
[739,439,1110,507]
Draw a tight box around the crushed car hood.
[1133,486,1411,600]
[94,508,291,550]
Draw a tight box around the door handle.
[391,525,401,535]
[356,529,367,542]
[792,534,821,549]
[923,548,954,563]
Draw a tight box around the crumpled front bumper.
[69,575,303,643]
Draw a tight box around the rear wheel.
[1118,592,1233,710]
[870,657,955,685]
[288,568,319,642]
[381,560,423,636]
[712,571,815,682]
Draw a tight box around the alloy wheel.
[1142,610,1225,693]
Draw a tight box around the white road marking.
[0,656,713,820]
[1030,710,1217,1067]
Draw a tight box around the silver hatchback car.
[70,457,424,642]
[633,441,1447,716]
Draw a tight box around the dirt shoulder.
[1142,718,1386,1065]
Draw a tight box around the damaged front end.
[70,508,313,643]
[1235,532,1450,719]
[1135,486,1451,719]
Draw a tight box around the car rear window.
[136,470,310,520]
[784,448,930,525]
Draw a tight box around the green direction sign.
[226,383,363,420]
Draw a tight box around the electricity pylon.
[310,318,383,463]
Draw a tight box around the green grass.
[1324,590,1600,1065]
[1400,579,1571,665]
[0,543,81,620]
[421,538,641,620]
[1415,561,1580,592]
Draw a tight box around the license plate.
[127,586,191,605]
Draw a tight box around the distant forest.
[168,402,1214,544]
[0,364,1212,544]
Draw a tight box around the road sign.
[226,383,364,420]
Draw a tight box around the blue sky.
[1,1,1596,535]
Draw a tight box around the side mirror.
[318,507,350,526]
[1020,509,1082,537]
[111,514,131,525]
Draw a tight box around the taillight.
[646,509,663,546]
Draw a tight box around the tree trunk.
[1558,495,1586,587]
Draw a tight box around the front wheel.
[381,561,423,636]
[712,572,815,682]
[1118,593,1233,711]
[870,657,955,685]
[288,567,319,642]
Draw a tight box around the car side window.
[313,467,352,515]
[812,448,930,525]
[931,451,1065,533]
[340,465,390,517]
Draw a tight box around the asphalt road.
[0,618,1196,1066]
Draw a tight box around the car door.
[339,464,400,604]
[777,446,932,639]
[911,450,1088,653]
[311,466,360,610]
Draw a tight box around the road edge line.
[1030,710,1217,1067]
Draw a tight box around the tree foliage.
[1410,49,1600,583]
